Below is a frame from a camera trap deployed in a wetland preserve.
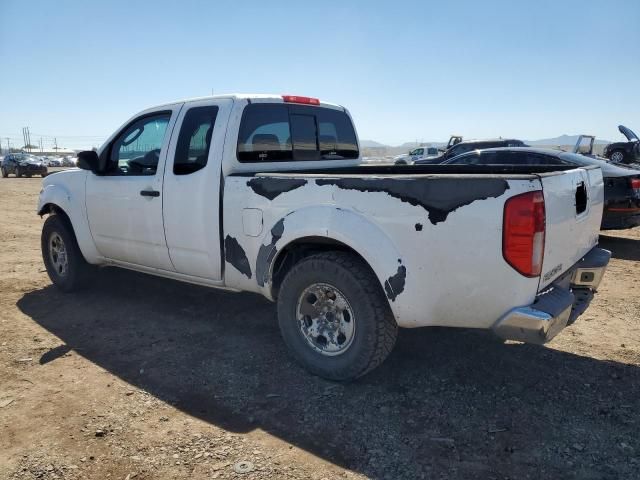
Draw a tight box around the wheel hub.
[49,232,68,277]
[296,283,355,356]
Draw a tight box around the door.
[162,98,233,280]
[86,106,182,270]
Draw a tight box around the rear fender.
[260,206,404,310]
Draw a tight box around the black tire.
[41,214,92,292]
[277,252,398,381]
[16,167,22,178]
[1,167,7,178]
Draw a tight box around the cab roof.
[151,93,344,111]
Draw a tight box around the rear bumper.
[492,247,611,344]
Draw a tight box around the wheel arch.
[37,184,102,264]
[263,207,406,316]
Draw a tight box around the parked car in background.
[61,156,77,167]
[444,147,640,230]
[1,153,48,177]
[48,157,64,167]
[416,138,528,164]
[37,93,609,380]
[393,146,440,164]
[603,125,640,164]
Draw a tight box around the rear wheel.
[16,167,22,178]
[277,252,398,381]
[41,215,92,292]
[610,150,625,163]
[1,167,7,178]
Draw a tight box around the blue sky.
[1,0,638,150]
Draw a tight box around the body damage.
[247,177,307,200]
[314,177,510,225]
[224,235,252,279]
[222,173,542,328]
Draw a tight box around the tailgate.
[538,166,604,289]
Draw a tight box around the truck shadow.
[599,234,640,261]
[17,268,640,479]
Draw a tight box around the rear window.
[237,103,358,162]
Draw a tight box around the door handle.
[140,190,160,197]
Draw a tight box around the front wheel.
[277,252,398,381]
[610,150,625,163]
[41,215,91,292]
[1,167,7,178]
[16,167,22,178]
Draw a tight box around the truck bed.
[223,164,604,329]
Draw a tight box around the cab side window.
[173,106,219,175]
[108,113,171,176]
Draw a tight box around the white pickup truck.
[38,94,610,380]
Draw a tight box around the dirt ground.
[1,178,638,480]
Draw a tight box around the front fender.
[38,175,102,264]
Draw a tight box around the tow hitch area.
[492,247,611,344]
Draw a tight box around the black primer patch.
[315,177,509,224]
[224,235,252,279]
[247,177,307,200]
[415,223,423,231]
[384,265,407,302]
[255,218,286,287]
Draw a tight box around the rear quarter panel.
[223,174,542,329]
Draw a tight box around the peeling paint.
[315,177,509,224]
[415,223,423,231]
[384,265,407,302]
[247,177,307,200]
[255,218,286,287]
[224,235,252,279]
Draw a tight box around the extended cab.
[38,94,610,380]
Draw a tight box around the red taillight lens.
[630,178,640,190]
[282,95,320,105]
[503,191,546,277]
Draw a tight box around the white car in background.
[393,146,440,165]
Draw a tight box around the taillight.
[630,178,640,190]
[503,191,546,277]
[282,95,320,105]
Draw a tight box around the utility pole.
[40,137,43,153]
[5,138,10,153]
[54,137,58,151]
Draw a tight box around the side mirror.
[77,150,100,173]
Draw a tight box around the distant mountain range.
[361,134,613,150]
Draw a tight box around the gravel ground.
[1,177,639,479]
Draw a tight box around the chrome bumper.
[492,247,611,344]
